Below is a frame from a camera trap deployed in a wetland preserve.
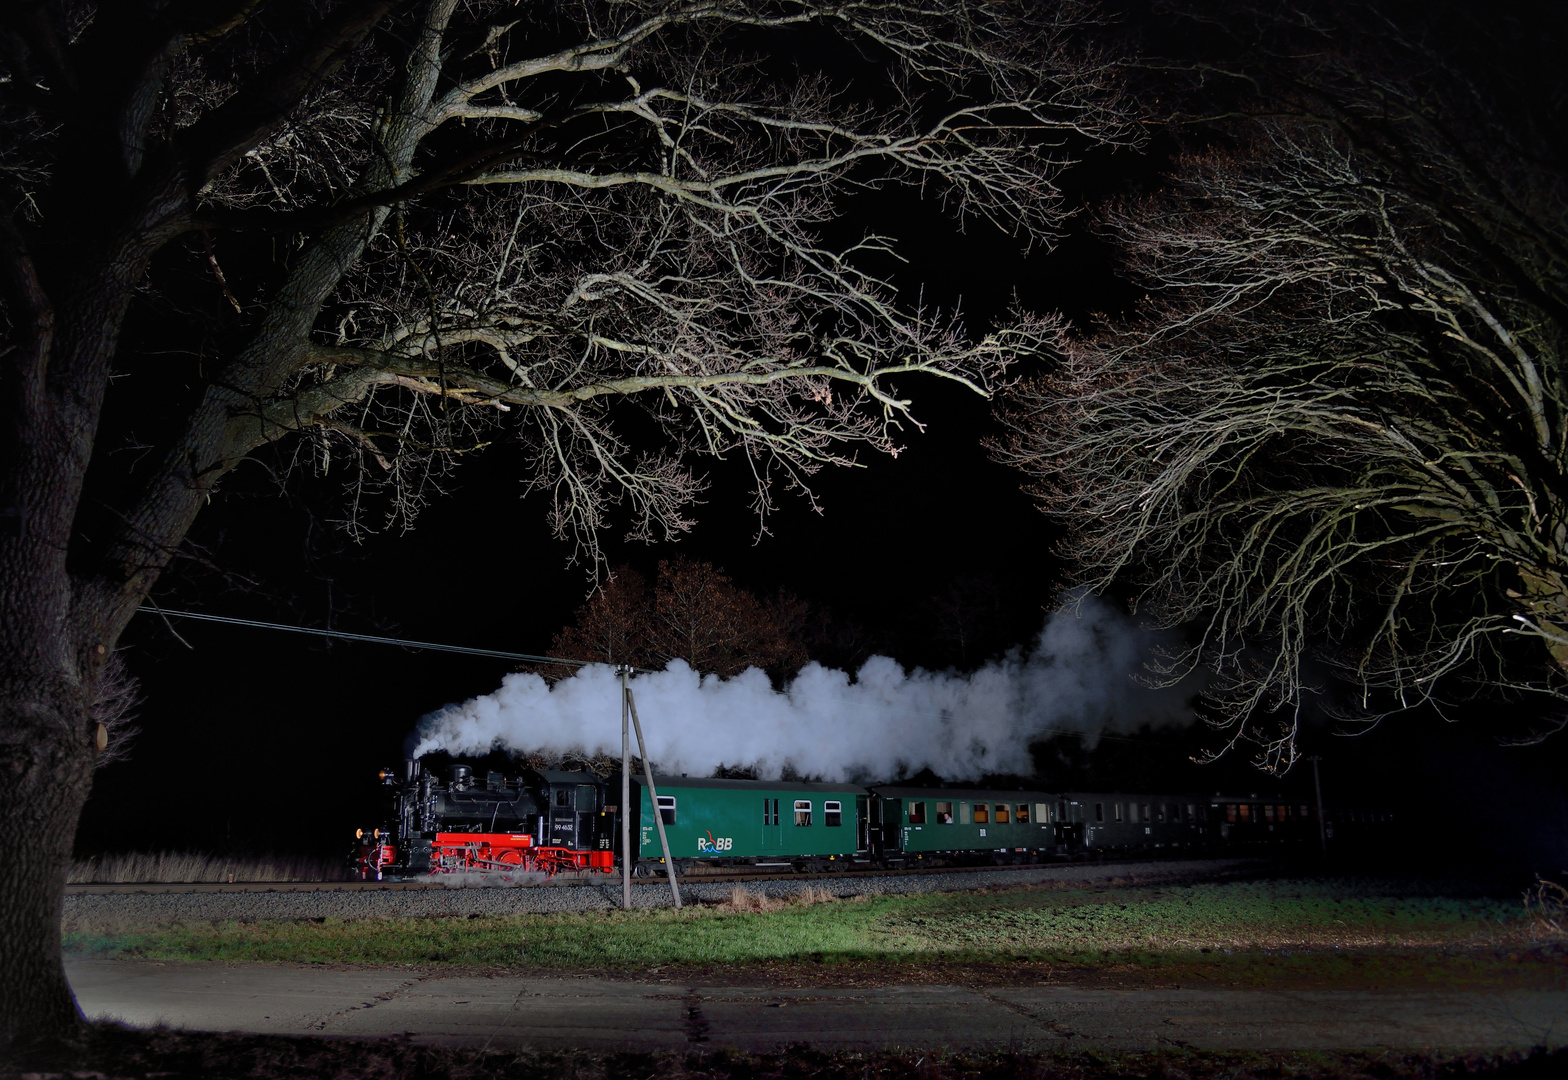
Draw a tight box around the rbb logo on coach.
[698,832,732,853]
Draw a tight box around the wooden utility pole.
[1307,755,1327,858]
[620,665,631,910]
[627,687,682,909]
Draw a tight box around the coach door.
[856,795,869,853]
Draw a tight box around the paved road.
[67,959,1566,1052]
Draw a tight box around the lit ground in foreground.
[37,873,1568,1079]
[64,875,1568,991]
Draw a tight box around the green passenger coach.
[635,775,869,867]
[870,785,1060,860]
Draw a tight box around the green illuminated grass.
[63,877,1561,986]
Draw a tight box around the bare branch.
[995,3,1568,765]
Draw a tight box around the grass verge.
[63,876,1567,988]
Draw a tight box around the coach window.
[959,802,972,824]
[1239,803,1251,822]
[937,801,954,824]
[656,796,676,825]
[794,800,813,827]
[973,803,989,824]
[1226,803,1238,822]
[994,804,1009,824]
[1186,803,1196,821]
[1300,805,1311,819]
[1141,803,1151,823]
[1036,803,1049,824]
[555,788,571,808]
[1113,803,1123,823]
[1094,803,1104,823]
[1016,804,1029,823]
[825,801,843,827]
[763,798,779,825]
[909,801,926,824]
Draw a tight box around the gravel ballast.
[62,858,1262,928]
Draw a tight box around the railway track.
[65,854,1257,896]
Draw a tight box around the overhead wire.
[135,606,659,673]
[136,605,1160,745]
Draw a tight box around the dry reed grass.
[69,851,345,884]
[1524,876,1568,934]
[719,884,839,912]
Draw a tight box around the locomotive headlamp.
[374,828,381,839]
[355,828,363,839]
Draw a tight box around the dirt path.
[67,957,1567,1053]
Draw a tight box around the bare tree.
[545,558,806,677]
[0,0,1123,1043]
[545,565,653,671]
[994,1,1568,770]
[648,557,807,676]
[926,573,1007,667]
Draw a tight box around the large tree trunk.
[0,668,95,1049]
[0,214,153,1050]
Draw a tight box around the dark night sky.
[76,129,1568,880]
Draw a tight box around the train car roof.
[535,769,608,783]
[1057,791,1194,799]
[870,785,1058,801]
[1052,791,1310,804]
[646,774,868,794]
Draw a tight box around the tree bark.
[0,670,95,1049]
[0,273,139,1048]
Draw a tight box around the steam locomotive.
[351,758,1344,880]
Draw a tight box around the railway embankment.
[63,857,1262,927]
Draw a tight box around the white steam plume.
[410,593,1194,781]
